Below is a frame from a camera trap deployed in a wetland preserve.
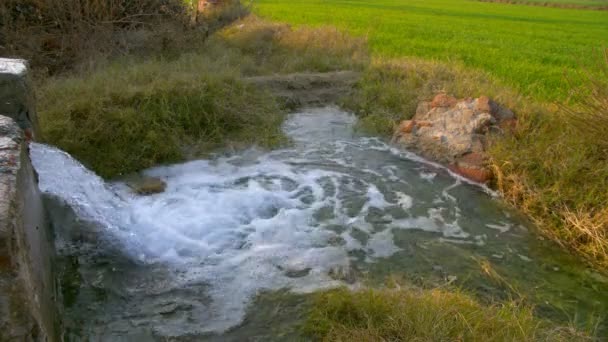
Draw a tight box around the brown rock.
[392,95,515,181]
[475,96,493,113]
[450,152,492,183]
[431,94,458,108]
[416,120,434,128]
[449,164,493,183]
[457,152,486,168]
[494,106,516,122]
[129,177,167,195]
[398,120,415,134]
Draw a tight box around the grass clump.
[305,287,589,341]
[39,55,285,178]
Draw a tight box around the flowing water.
[31,107,608,341]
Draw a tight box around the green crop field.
[254,0,608,100]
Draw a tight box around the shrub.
[0,0,189,73]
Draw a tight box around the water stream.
[31,107,608,340]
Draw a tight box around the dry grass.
[213,15,369,75]
[305,287,591,341]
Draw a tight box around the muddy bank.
[243,71,360,109]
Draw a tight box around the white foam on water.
[0,58,27,75]
[419,171,437,181]
[30,107,503,335]
[367,229,401,258]
[485,222,512,233]
[395,192,413,210]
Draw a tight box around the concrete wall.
[0,59,59,341]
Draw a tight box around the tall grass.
[564,48,608,153]
[491,49,608,269]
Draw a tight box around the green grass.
[306,287,591,341]
[254,0,608,101]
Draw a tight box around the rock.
[449,152,493,183]
[128,177,167,195]
[284,267,312,278]
[474,95,493,113]
[393,95,516,183]
[398,120,415,134]
[431,94,458,108]
[416,120,434,128]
